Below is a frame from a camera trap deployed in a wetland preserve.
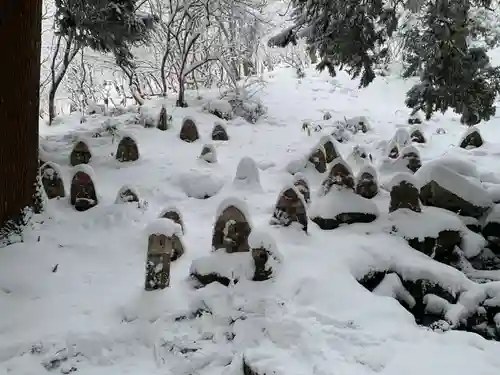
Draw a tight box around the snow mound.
[357,164,378,182]
[200,144,218,163]
[485,204,500,224]
[285,156,307,175]
[145,218,182,237]
[310,188,379,219]
[233,157,261,190]
[115,185,139,204]
[71,164,98,182]
[385,172,418,191]
[203,99,234,120]
[392,128,411,148]
[373,273,416,308]
[422,155,480,180]
[40,161,63,178]
[177,170,225,199]
[190,250,254,282]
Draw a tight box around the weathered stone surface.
[308,147,327,173]
[320,136,339,163]
[116,136,139,162]
[410,128,426,143]
[40,162,65,199]
[70,141,92,166]
[406,230,462,265]
[212,205,252,253]
[420,180,490,218]
[293,174,311,204]
[320,159,355,195]
[252,247,273,281]
[70,170,98,211]
[460,128,483,149]
[401,147,422,173]
[157,105,170,131]
[180,117,199,142]
[211,123,229,141]
[389,178,421,213]
[145,233,172,290]
[355,169,378,199]
[271,186,308,232]
[323,112,332,120]
[312,212,377,230]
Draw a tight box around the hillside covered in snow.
[2,60,500,374]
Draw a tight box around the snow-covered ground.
[3,66,500,375]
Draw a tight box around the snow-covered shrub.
[203,99,234,120]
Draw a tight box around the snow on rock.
[190,249,254,284]
[199,144,218,164]
[310,187,379,219]
[485,204,500,225]
[177,170,225,199]
[115,184,140,204]
[415,162,493,209]
[215,197,252,226]
[145,218,182,237]
[248,230,284,278]
[41,161,64,178]
[461,230,487,258]
[387,206,463,241]
[233,156,262,190]
[285,155,308,175]
[373,273,416,308]
[71,163,98,182]
[384,171,418,191]
[357,164,379,183]
[422,155,481,180]
[203,99,234,120]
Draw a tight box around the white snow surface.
[5,63,500,375]
[145,218,182,237]
[233,156,261,189]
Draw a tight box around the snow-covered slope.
[4,66,500,375]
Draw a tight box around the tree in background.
[268,0,399,88]
[269,0,500,124]
[48,0,155,123]
[404,0,500,125]
[0,0,44,241]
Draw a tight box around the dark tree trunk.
[176,76,187,107]
[0,0,42,232]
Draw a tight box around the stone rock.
[69,140,92,166]
[270,186,308,232]
[323,112,332,120]
[70,167,98,212]
[212,203,252,253]
[199,144,217,163]
[406,230,462,265]
[400,145,422,173]
[211,122,229,141]
[159,207,185,234]
[418,165,492,218]
[308,147,327,173]
[293,173,311,204]
[319,135,339,163]
[248,230,282,282]
[388,142,399,159]
[157,105,170,131]
[410,128,426,143]
[331,124,350,143]
[40,162,65,199]
[115,185,139,204]
[460,127,483,149]
[180,117,199,142]
[355,165,378,199]
[483,205,500,254]
[320,158,355,196]
[388,174,421,213]
[310,186,378,230]
[116,136,139,162]
[145,233,172,290]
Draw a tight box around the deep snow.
[3,65,500,375]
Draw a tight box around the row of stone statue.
[146,201,281,291]
[65,117,229,168]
